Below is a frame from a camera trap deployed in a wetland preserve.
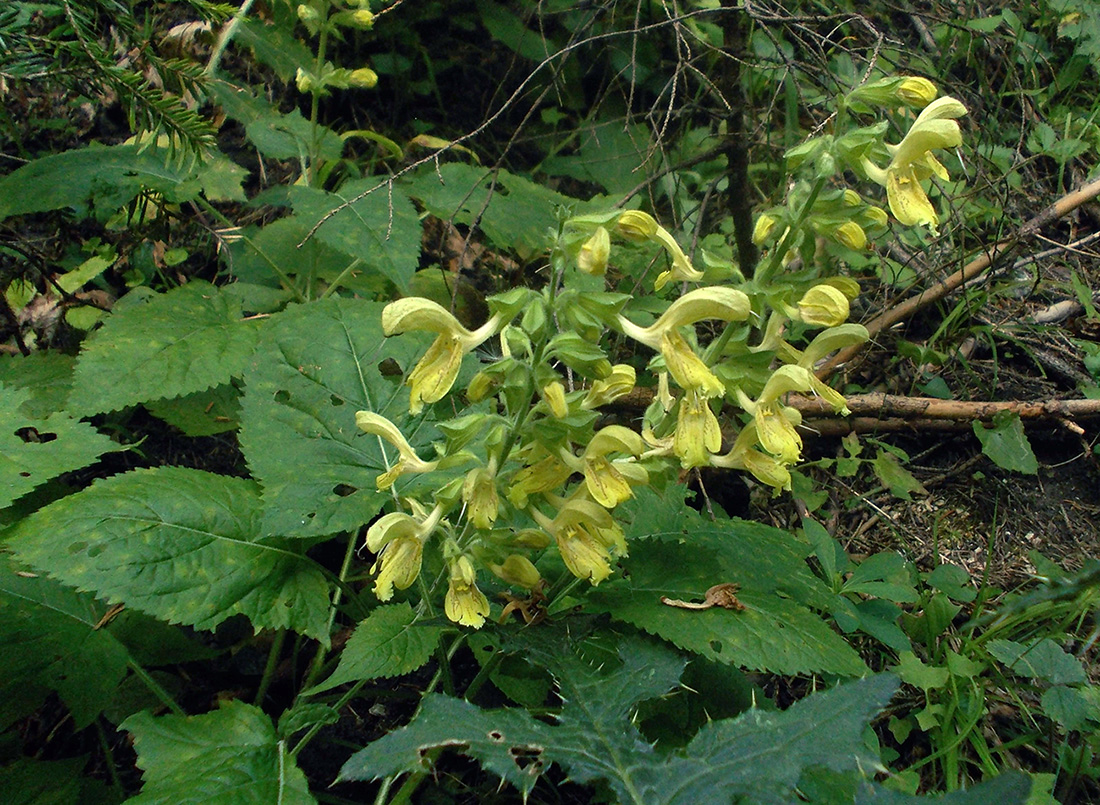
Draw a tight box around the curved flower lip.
[532,499,627,585]
[581,363,636,410]
[560,425,647,508]
[674,389,722,468]
[863,96,967,230]
[711,424,792,490]
[444,556,490,628]
[366,503,444,553]
[652,228,705,290]
[797,284,850,328]
[356,411,439,489]
[382,297,503,413]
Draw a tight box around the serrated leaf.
[123,699,315,805]
[68,282,259,415]
[973,411,1038,474]
[289,180,420,292]
[342,633,894,805]
[0,352,75,417]
[305,603,442,695]
[872,451,927,500]
[986,638,1086,685]
[145,383,241,436]
[4,467,330,643]
[0,554,130,729]
[239,298,433,537]
[854,771,1031,803]
[0,145,201,221]
[0,383,124,509]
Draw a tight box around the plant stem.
[95,717,124,791]
[206,0,259,76]
[302,532,361,692]
[254,629,287,707]
[128,660,185,716]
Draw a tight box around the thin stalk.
[128,660,185,716]
[318,258,364,300]
[205,0,259,76]
[308,23,331,186]
[95,717,124,791]
[254,629,287,707]
[756,175,828,285]
[462,649,504,703]
[302,532,361,691]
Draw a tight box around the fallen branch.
[815,176,1100,380]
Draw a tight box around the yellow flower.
[506,448,573,508]
[540,380,569,418]
[490,554,542,589]
[615,210,660,240]
[578,226,611,275]
[674,388,722,468]
[832,221,867,251]
[711,423,792,490]
[752,213,778,245]
[617,286,751,397]
[382,297,503,414]
[366,504,444,601]
[355,411,439,489]
[348,68,378,89]
[444,556,491,628]
[896,77,938,108]
[797,284,851,328]
[462,465,499,530]
[581,363,636,410]
[862,97,967,231]
[532,500,627,585]
[559,425,647,508]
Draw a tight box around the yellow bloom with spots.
[444,556,491,628]
[532,500,627,585]
[366,503,444,601]
[382,297,503,414]
[674,388,722,468]
[711,423,792,490]
[862,97,967,231]
[559,425,647,508]
[355,411,439,489]
[582,363,636,410]
[462,465,499,530]
[506,448,573,508]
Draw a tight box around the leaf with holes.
[305,603,443,695]
[239,298,436,537]
[4,467,330,643]
[0,383,124,509]
[123,699,315,805]
[341,633,895,804]
[68,281,260,415]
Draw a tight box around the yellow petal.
[578,226,611,275]
[674,391,721,468]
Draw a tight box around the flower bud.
[297,4,319,23]
[752,213,777,245]
[491,555,542,589]
[511,528,552,549]
[863,206,889,228]
[466,371,497,402]
[540,381,569,418]
[295,68,315,93]
[350,9,375,28]
[797,284,850,327]
[348,67,378,89]
[578,226,611,275]
[842,189,862,206]
[833,221,867,251]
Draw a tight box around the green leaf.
[1041,685,1097,731]
[894,651,950,691]
[854,771,1031,803]
[289,180,421,292]
[145,383,241,436]
[0,383,124,509]
[234,19,316,83]
[305,603,443,695]
[341,633,896,804]
[871,451,927,500]
[0,554,130,728]
[0,756,119,805]
[0,352,76,418]
[239,299,432,537]
[246,110,344,163]
[4,467,330,642]
[123,699,315,805]
[986,638,1086,685]
[973,411,1038,474]
[68,282,259,415]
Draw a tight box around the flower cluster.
[351,74,965,629]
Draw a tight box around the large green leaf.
[305,603,443,695]
[4,467,330,642]
[0,383,123,509]
[0,144,244,222]
[123,699,315,805]
[0,351,75,417]
[68,282,260,415]
[973,411,1038,474]
[0,756,119,805]
[0,555,130,729]
[239,298,434,537]
[288,180,421,292]
[855,772,1031,803]
[341,634,895,804]
[597,493,863,676]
